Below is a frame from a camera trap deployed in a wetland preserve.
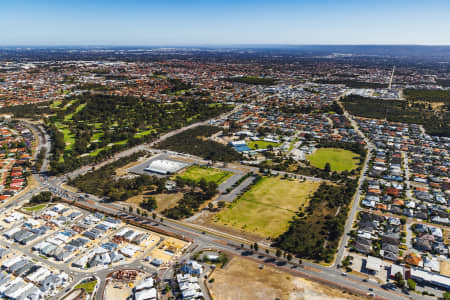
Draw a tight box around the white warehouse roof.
[144,159,188,175]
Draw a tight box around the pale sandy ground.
[441,261,450,277]
[104,273,146,300]
[104,281,132,300]
[208,257,363,300]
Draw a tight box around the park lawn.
[61,99,76,110]
[50,100,62,109]
[23,204,47,212]
[307,148,360,172]
[64,103,86,121]
[59,127,76,152]
[75,280,97,294]
[90,131,104,142]
[208,103,223,108]
[177,165,232,185]
[88,147,105,157]
[214,177,320,238]
[54,121,76,153]
[114,139,128,145]
[134,128,156,138]
[247,140,281,150]
[60,127,75,146]
[88,139,128,157]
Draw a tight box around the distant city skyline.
[2,0,450,46]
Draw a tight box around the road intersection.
[4,117,422,300]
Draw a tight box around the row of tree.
[157,126,242,162]
[341,94,449,137]
[404,88,450,103]
[274,179,357,262]
[30,191,60,204]
[68,151,167,202]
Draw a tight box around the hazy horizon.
[2,0,450,46]
[2,44,450,47]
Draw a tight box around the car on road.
[341,272,347,276]
[381,283,395,290]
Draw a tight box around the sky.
[1,0,450,46]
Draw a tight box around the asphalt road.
[16,118,422,300]
[215,175,255,203]
[334,146,373,267]
[63,104,242,180]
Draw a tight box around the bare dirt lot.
[441,261,450,277]
[208,257,362,300]
[104,281,133,300]
[126,191,183,213]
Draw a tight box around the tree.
[218,201,226,209]
[407,279,415,290]
[394,272,403,282]
[394,272,405,288]
[275,249,282,258]
[324,162,331,172]
[444,292,450,300]
[286,253,293,262]
[30,191,52,204]
[208,202,214,211]
[152,213,156,219]
[342,258,350,267]
[129,206,133,213]
[253,243,259,251]
[140,196,157,211]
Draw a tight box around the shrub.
[407,279,416,290]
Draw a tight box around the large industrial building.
[144,159,188,175]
